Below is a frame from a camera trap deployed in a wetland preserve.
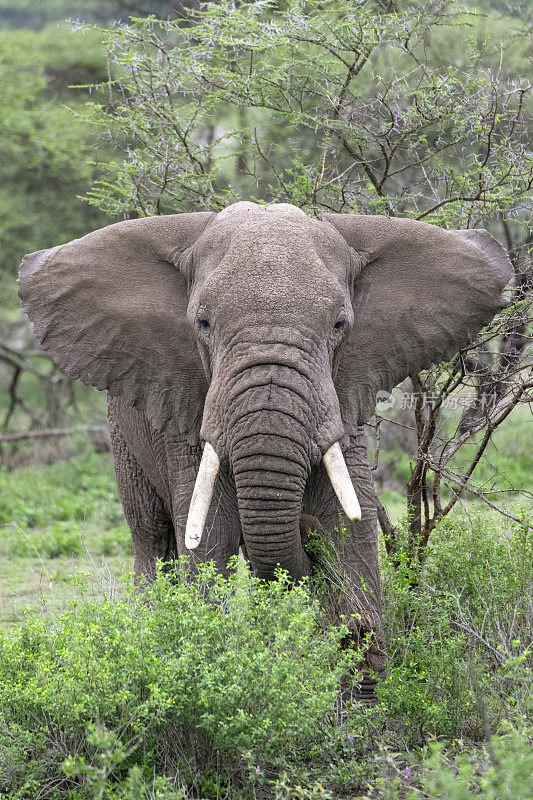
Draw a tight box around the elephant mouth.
[185,440,361,551]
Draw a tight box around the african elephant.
[19,202,512,680]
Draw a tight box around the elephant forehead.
[194,206,354,280]
[205,207,313,245]
[204,242,345,313]
[191,208,353,315]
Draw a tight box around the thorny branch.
[372,291,532,558]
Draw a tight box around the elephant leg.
[109,416,176,586]
[108,398,242,579]
[304,432,386,683]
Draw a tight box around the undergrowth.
[378,513,532,745]
[0,445,531,798]
[0,510,531,799]
[0,563,361,799]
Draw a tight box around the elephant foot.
[339,658,381,706]
[339,626,385,705]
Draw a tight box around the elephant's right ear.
[19,213,215,434]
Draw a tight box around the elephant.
[19,202,512,684]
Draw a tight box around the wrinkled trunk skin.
[232,432,311,579]
[225,371,318,579]
[229,385,316,580]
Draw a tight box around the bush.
[378,513,532,743]
[0,469,530,798]
[0,564,359,798]
[412,720,533,800]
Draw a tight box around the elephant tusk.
[185,443,220,550]
[323,442,362,521]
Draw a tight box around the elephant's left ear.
[323,214,513,430]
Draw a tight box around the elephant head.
[19,202,512,579]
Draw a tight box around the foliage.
[0,0,192,30]
[373,402,533,501]
[0,7,530,793]
[0,564,358,799]
[81,0,531,224]
[379,512,532,742]
[412,723,533,800]
[0,24,115,431]
[0,448,531,798]
[0,25,112,285]
[0,1,118,30]
[0,519,530,797]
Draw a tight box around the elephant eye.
[197,317,210,330]
[334,317,347,331]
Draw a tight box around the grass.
[0,443,132,624]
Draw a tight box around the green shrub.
[0,454,530,798]
[411,720,533,800]
[0,564,359,798]
[378,513,532,743]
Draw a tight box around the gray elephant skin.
[19,202,512,676]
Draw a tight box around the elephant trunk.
[224,370,319,579]
[232,432,311,579]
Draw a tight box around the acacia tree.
[80,0,531,550]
